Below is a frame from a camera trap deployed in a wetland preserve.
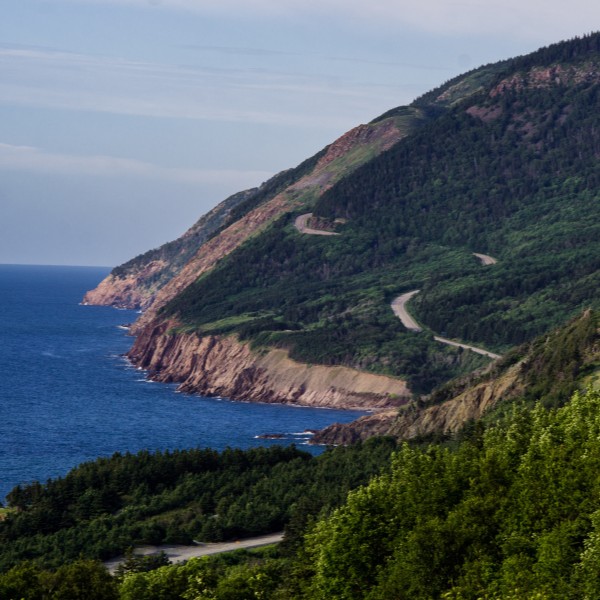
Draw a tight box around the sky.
[1,1,598,266]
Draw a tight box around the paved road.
[294,213,339,236]
[104,533,284,573]
[433,336,502,359]
[390,290,422,332]
[391,290,501,359]
[473,252,497,265]
[295,216,499,360]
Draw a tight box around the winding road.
[433,335,501,359]
[390,289,501,360]
[295,213,501,360]
[473,252,497,266]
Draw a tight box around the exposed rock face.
[130,190,302,333]
[85,115,411,324]
[313,310,600,444]
[84,114,417,412]
[312,363,523,444]
[312,409,399,445]
[311,120,404,173]
[82,188,257,310]
[128,321,411,411]
[82,260,167,309]
[491,63,600,97]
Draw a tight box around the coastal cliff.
[128,320,411,410]
[130,116,413,333]
[82,260,167,310]
[84,35,600,422]
[82,188,257,309]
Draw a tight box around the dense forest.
[156,34,600,393]
[3,388,600,599]
[0,440,398,571]
[303,387,600,599]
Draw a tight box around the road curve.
[473,252,497,265]
[391,290,501,360]
[294,213,339,236]
[104,533,284,573]
[390,290,423,332]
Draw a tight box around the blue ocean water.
[0,265,366,503]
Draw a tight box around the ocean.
[0,264,366,503]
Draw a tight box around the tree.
[46,559,118,600]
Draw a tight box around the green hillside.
[158,33,600,393]
[0,441,398,571]
[2,33,598,599]
[1,311,596,598]
[302,387,600,599]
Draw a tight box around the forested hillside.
[302,387,600,599]
[2,32,599,600]
[0,440,397,571]
[4,390,600,599]
[156,33,600,392]
[312,308,599,451]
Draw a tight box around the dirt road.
[296,216,499,359]
[104,533,284,573]
[294,213,339,236]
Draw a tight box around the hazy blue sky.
[1,1,598,266]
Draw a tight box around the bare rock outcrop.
[82,260,166,309]
[128,321,411,411]
[131,117,409,333]
[490,63,600,97]
[85,115,411,324]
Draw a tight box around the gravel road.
[295,217,499,359]
[433,336,502,359]
[390,290,501,359]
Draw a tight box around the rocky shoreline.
[127,319,411,412]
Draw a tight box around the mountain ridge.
[88,32,600,414]
[85,113,420,318]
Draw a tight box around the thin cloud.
[0,46,413,128]
[58,0,600,42]
[184,44,452,72]
[0,142,272,186]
